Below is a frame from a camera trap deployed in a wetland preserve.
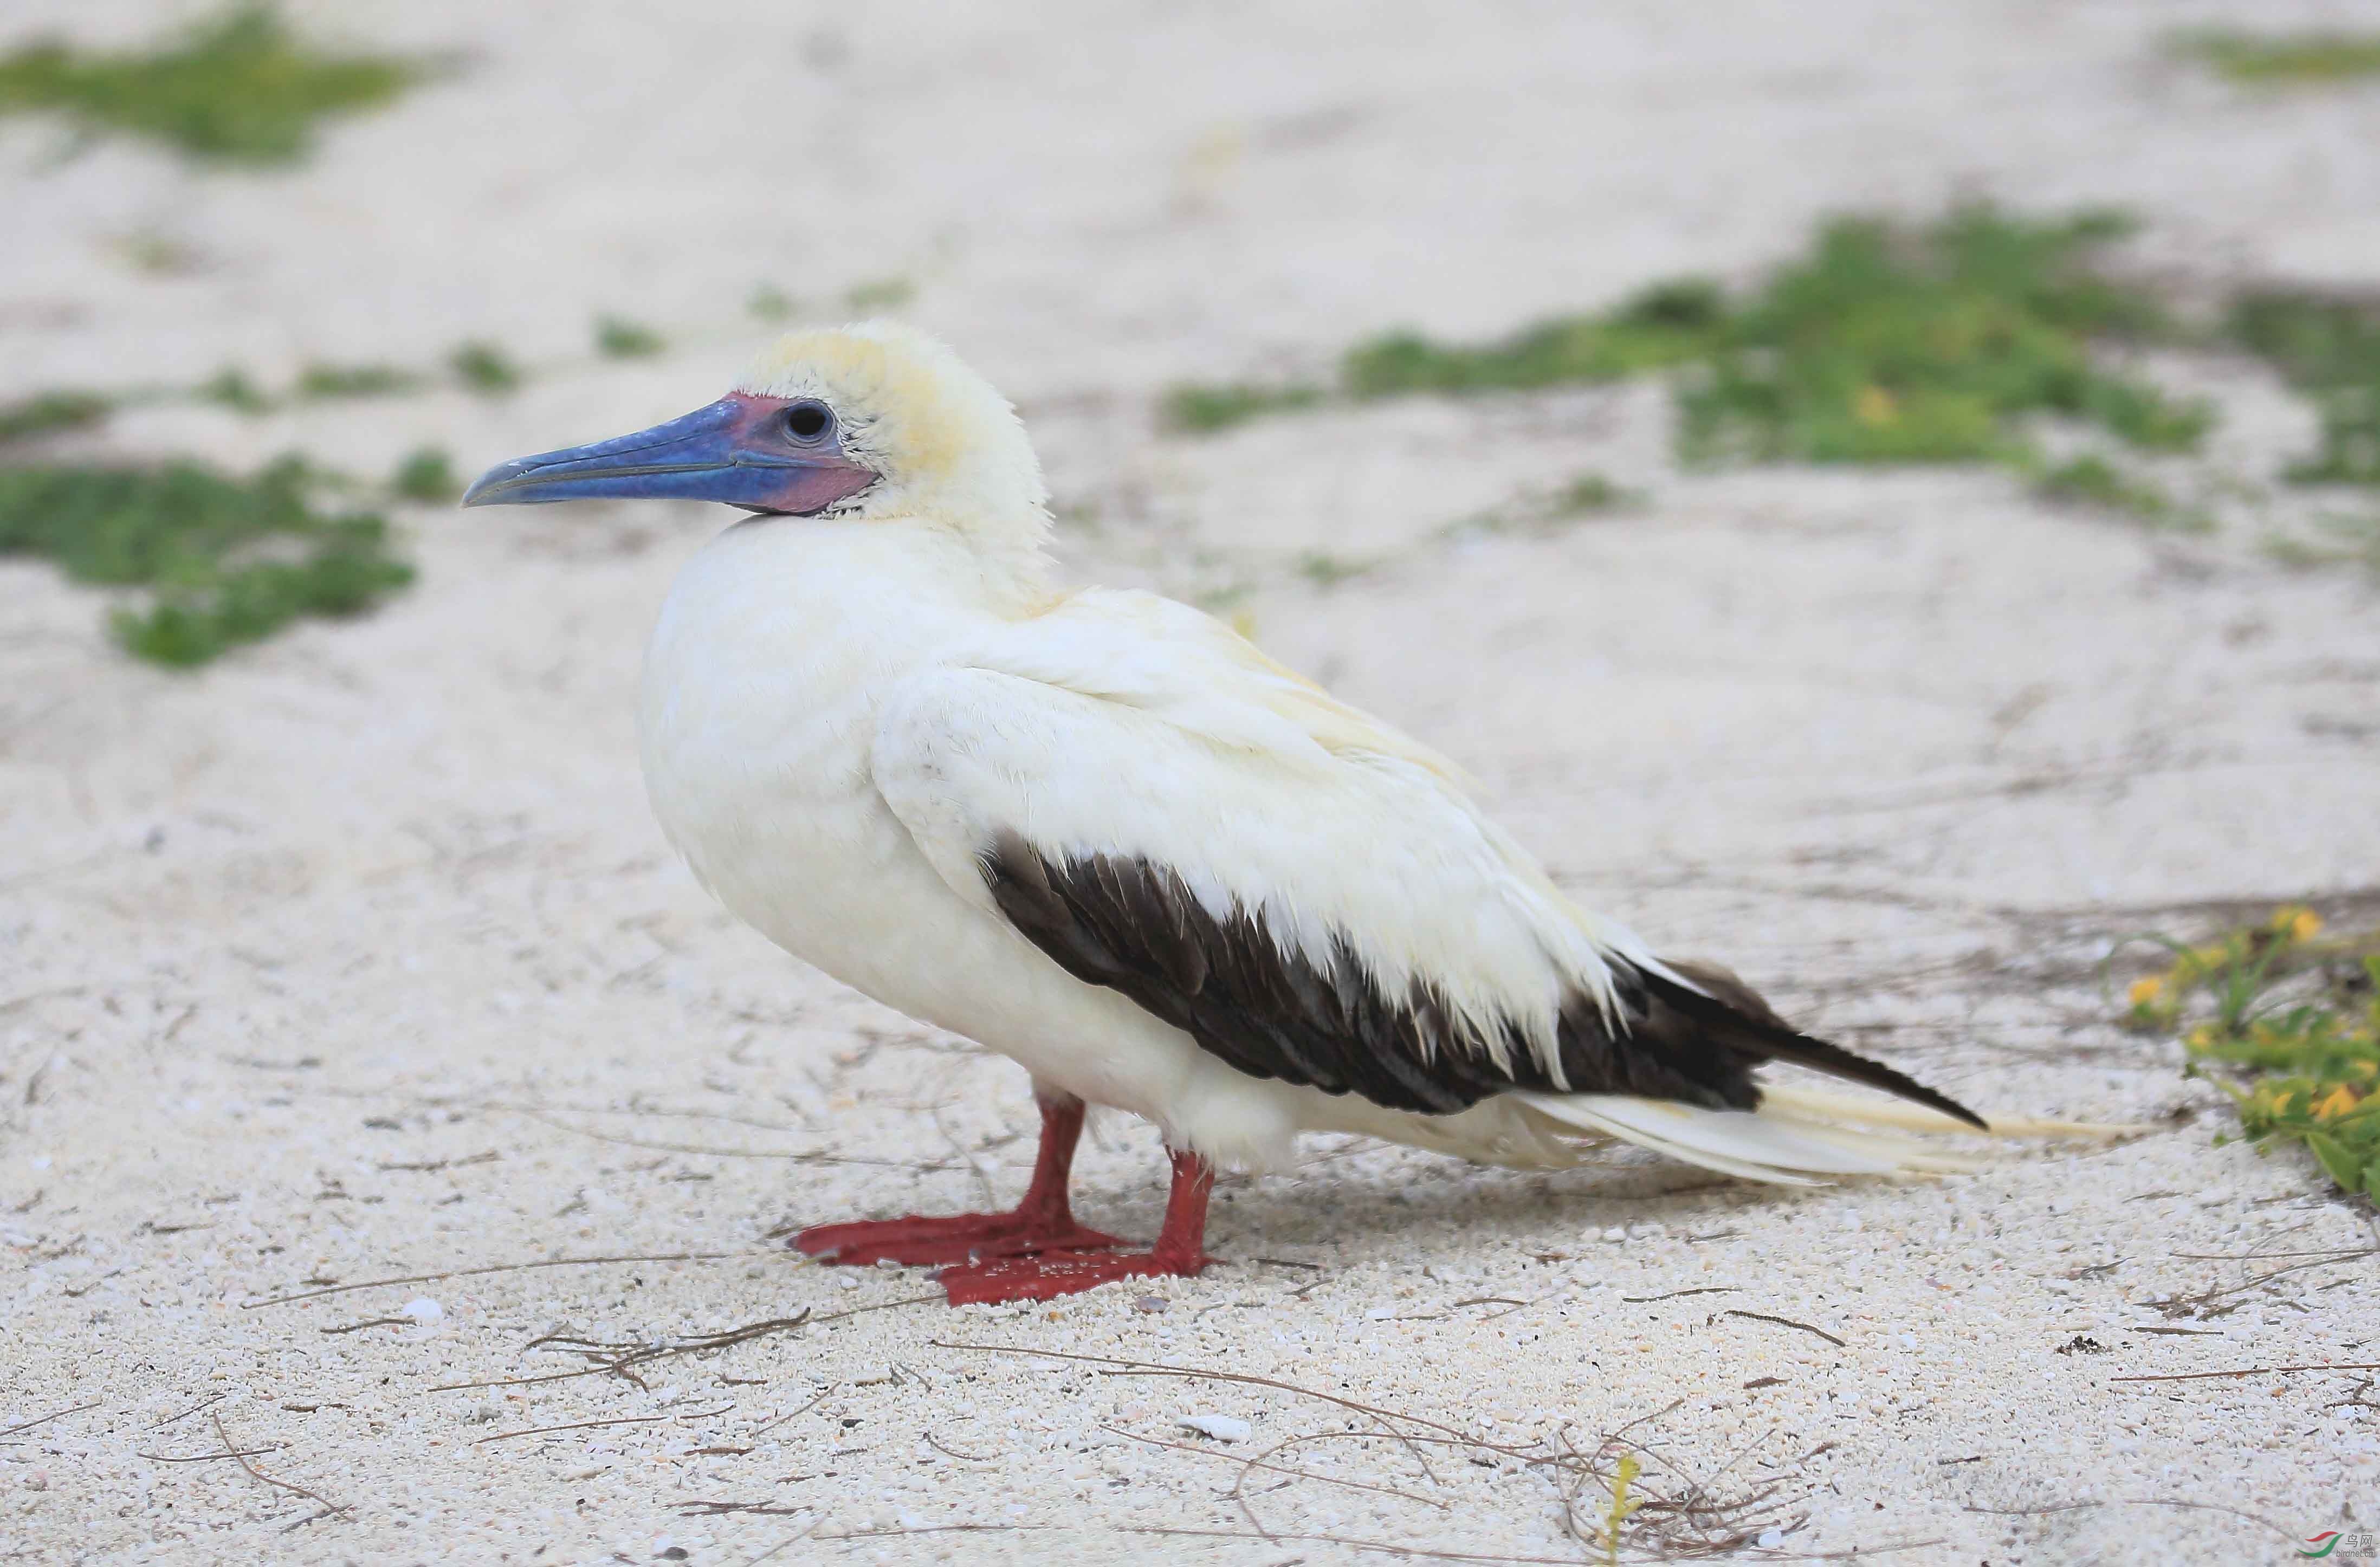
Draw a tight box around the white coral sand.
[2,2,2377,1562]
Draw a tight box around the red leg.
[792,1095,1121,1267]
[937,1148,1215,1304]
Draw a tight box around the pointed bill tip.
[458,459,531,508]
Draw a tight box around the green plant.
[449,341,522,395]
[747,284,794,321]
[113,229,205,275]
[1601,1452,1642,1567]
[2227,289,2380,485]
[0,391,113,445]
[1438,474,1645,543]
[2121,908,2380,1202]
[1159,381,1327,433]
[296,362,421,400]
[1162,206,2210,484]
[2263,511,2380,574]
[1343,279,1726,398]
[1548,472,1634,515]
[196,367,274,413]
[0,5,428,165]
[0,457,413,666]
[1676,208,2200,465]
[844,276,916,312]
[390,446,458,503]
[594,315,666,359]
[2029,454,2203,529]
[1294,551,1374,588]
[2174,29,2380,87]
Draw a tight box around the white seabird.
[463,322,2094,1304]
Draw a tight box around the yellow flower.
[2127,976,2164,1007]
[1853,385,1898,426]
[2283,908,2323,942]
[2313,1084,2362,1121]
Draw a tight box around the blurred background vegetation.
[11,5,2375,665]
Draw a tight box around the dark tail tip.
[1647,964,1989,1130]
[1756,1030,1990,1130]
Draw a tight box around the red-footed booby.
[463,322,2096,1305]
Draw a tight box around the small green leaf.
[2305,1131,2362,1189]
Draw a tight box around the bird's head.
[463,321,1050,551]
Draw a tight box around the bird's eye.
[784,401,833,442]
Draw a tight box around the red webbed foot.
[938,1244,1212,1304]
[791,1093,1119,1267]
[789,1097,1220,1306]
[937,1147,1216,1305]
[793,1212,1121,1268]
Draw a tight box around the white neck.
[636,513,1054,838]
[658,510,1049,658]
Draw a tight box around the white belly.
[633,521,1310,1165]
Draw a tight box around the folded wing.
[870,590,1979,1126]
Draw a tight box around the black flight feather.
[976,832,1984,1129]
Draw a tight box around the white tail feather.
[1510,1081,2137,1186]
[1516,1097,1820,1186]
[1517,1093,1959,1185]
[1755,1083,2149,1140]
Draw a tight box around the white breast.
[638,519,979,999]
[633,518,1270,1149]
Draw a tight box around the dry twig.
[934,1341,1805,1560]
[148,1392,227,1429]
[436,1297,938,1393]
[1719,1310,1846,1349]
[243,1249,761,1309]
[475,1413,668,1446]
[210,1409,347,1526]
[1101,1419,1450,1517]
[1963,1497,2289,1540]
[1,1400,101,1439]
[2110,1362,2380,1384]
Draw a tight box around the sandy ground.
[7,2,2380,1562]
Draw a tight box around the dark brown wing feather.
[977,832,1982,1127]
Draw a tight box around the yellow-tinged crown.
[735,322,1051,545]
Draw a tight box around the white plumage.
[466,321,2114,1303]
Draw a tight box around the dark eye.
[784,400,833,442]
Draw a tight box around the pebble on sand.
[1178,1414,1252,1443]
